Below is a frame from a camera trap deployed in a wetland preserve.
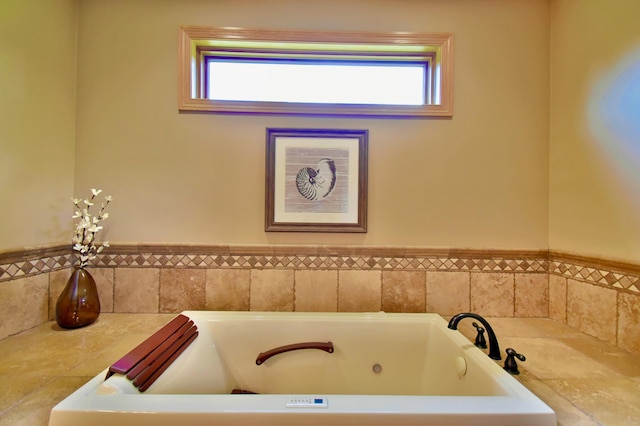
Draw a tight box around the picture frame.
[265,128,368,233]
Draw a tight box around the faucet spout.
[448,312,502,360]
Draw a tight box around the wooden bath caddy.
[105,314,198,392]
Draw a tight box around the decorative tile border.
[0,245,73,282]
[91,252,548,273]
[549,251,640,294]
[2,245,638,294]
[0,244,547,282]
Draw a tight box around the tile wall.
[1,245,639,356]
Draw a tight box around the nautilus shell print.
[295,158,337,201]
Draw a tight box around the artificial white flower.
[71,188,112,268]
[88,225,103,233]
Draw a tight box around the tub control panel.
[286,397,328,408]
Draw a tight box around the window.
[207,60,426,105]
[179,27,453,117]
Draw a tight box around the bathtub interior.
[116,311,518,397]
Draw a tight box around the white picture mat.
[274,137,360,224]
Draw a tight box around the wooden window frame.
[178,26,454,117]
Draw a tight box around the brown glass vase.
[56,267,101,329]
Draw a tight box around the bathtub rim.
[49,310,556,425]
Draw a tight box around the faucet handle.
[503,348,526,375]
[471,322,488,349]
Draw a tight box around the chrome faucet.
[447,312,502,360]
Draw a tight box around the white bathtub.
[49,311,556,426]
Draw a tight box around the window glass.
[207,60,426,105]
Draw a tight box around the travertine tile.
[567,279,617,344]
[381,271,425,313]
[617,291,640,356]
[498,337,620,380]
[86,313,174,335]
[250,270,294,311]
[470,273,514,317]
[559,334,640,377]
[515,273,548,317]
[91,268,115,314]
[0,331,106,376]
[544,378,640,425]
[426,271,470,315]
[0,274,48,340]
[548,274,567,323]
[0,376,90,426]
[66,333,166,376]
[0,373,54,413]
[518,318,584,338]
[205,269,250,311]
[114,268,160,313]
[480,318,558,339]
[294,270,337,312]
[338,270,381,312]
[0,313,174,378]
[159,269,206,313]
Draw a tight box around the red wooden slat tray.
[105,314,198,392]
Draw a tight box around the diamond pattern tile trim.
[1,246,638,295]
[0,253,73,282]
[550,259,640,294]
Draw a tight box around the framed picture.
[265,128,368,233]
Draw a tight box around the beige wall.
[4,1,639,267]
[74,0,550,249]
[0,0,78,252]
[550,0,640,263]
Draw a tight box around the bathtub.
[49,311,555,426]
